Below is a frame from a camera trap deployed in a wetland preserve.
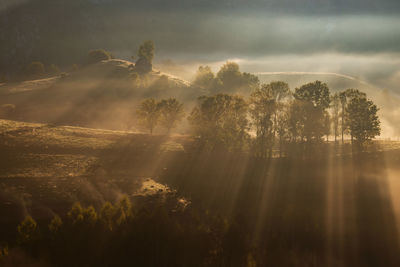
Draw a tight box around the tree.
[188,94,249,151]
[324,112,331,142]
[137,40,155,62]
[17,216,38,244]
[136,98,160,135]
[193,66,215,92]
[48,215,63,234]
[158,98,185,134]
[68,202,84,224]
[267,81,291,140]
[82,206,98,226]
[287,99,305,143]
[293,81,331,143]
[249,84,276,158]
[47,64,60,75]
[346,96,380,148]
[331,93,340,142]
[114,195,132,225]
[339,91,347,144]
[214,62,259,94]
[339,89,366,144]
[100,202,116,231]
[88,49,111,64]
[216,62,242,90]
[276,105,290,157]
[136,40,155,73]
[26,61,45,79]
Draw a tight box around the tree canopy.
[88,49,111,64]
[136,98,160,135]
[188,94,249,151]
[158,98,185,134]
[347,96,380,146]
[137,40,155,62]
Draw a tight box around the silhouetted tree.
[114,195,132,225]
[136,98,160,134]
[67,202,84,225]
[193,65,216,93]
[268,81,291,153]
[188,94,249,151]
[276,104,290,157]
[0,104,16,118]
[339,89,366,143]
[347,96,380,148]
[82,206,98,226]
[137,40,154,62]
[214,62,259,94]
[136,40,154,73]
[100,202,116,231]
[324,112,331,142]
[88,49,111,64]
[217,62,242,89]
[158,98,185,134]
[331,93,340,142]
[249,84,276,158]
[26,61,45,79]
[0,245,8,261]
[17,216,38,244]
[287,99,306,143]
[293,81,331,143]
[48,215,62,235]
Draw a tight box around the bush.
[87,49,111,64]
[47,64,60,75]
[0,104,16,118]
[25,61,45,79]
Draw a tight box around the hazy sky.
[118,6,400,96]
[82,0,400,94]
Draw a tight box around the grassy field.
[0,119,187,240]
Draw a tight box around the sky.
[80,0,400,95]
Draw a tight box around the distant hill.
[256,72,374,93]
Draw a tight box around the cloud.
[88,0,400,15]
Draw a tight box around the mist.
[1,1,400,266]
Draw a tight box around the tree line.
[137,79,380,155]
[1,195,252,267]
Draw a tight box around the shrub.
[88,49,111,64]
[25,61,45,79]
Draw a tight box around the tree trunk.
[341,105,344,144]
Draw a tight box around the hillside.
[0,118,188,240]
[0,59,193,130]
